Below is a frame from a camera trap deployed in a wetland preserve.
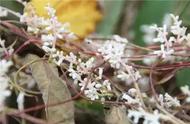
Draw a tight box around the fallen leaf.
[24,54,74,124]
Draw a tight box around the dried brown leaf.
[23,54,74,124]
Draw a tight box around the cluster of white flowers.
[123,90,181,123]
[0,59,12,111]
[151,14,189,59]
[158,93,180,109]
[97,35,141,84]
[0,38,14,56]
[0,6,8,17]
[151,24,175,59]
[17,92,25,111]
[20,5,76,66]
[180,85,190,103]
[67,54,94,85]
[83,80,111,100]
[2,2,190,122]
[141,13,172,45]
[40,6,77,66]
[51,52,112,100]
[98,35,128,69]
[121,93,140,105]
[121,88,147,107]
[128,110,160,124]
[0,38,13,112]
[21,5,78,66]
[117,65,141,84]
[20,5,74,39]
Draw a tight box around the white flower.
[153,44,174,59]
[78,78,88,90]
[80,79,112,100]
[164,93,180,107]
[97,67,103,80]
[21,5,75,44]
[121,93,139,104]
[125,65,141,81]
[153,25,173,56]
[180,85,190,103]
[84,82,99,100]
[128,110,160,124]
[170,14,187,42]
[0,75,11,112]
[0,59,12,112]
[0,7,8,17]
[52,51,65,66]
[98,39,126,69]
[0,59,13,76]
[103,80,111,91]
[0,38,14,55]
[181,85,190,95]
[80,57,95,69]
[63,32,77,42]
[0,83,11,112]
[27,26,40,34]
[68,64,81,82]
[76,57,95,75]
[41,34,56,43]
[128,88,137,97]
[151,24,168,43]
[117,71,130,81]
[185,97,190,103]
[0,78,11,92]
[95,83,102,89]
[117,65,141,82]
[17,92,25,111]
[42,42,56,53]
[84,88,99,101]
[0,38,6,49]
[45,4,56,18]
[65,52,77,63]
[158,93,180,108]
[150,14,189,60]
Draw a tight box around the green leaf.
[0,0,24,20]
[75,99,104,114]
[176,68,190,87]
[0,0,23,13]
[172,1,190,25]
[96,0,125,36]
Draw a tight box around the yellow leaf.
[29,0,102,38]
